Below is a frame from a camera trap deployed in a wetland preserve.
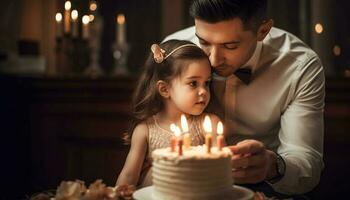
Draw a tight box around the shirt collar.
[241,41,262,71]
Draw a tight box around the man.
[164,0,324,195]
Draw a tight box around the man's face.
[195,18,258,77]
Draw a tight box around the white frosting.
[152,145,234,200]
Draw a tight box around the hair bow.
[151,44,166,63]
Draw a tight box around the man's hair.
[190,0,268,31]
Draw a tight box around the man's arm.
[230,56,325,195]
[271,56,325,194]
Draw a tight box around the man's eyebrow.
[195,33,240,45]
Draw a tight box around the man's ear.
[157,80,170,98]
[257,19,273,41]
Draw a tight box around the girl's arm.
[116,122,148,186]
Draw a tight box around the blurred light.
[89,14,95,22]
[333,45,341,56]
[345,70,350,78]
[117,14,125,25]
[64,1,71,10]
[71,10,78,20]
[315,23,323,34]
[90,1,97,11]
[82,15,90,24]
[55,13,62,22]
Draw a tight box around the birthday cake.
[151,145,234,200]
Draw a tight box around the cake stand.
[133,185,255,200]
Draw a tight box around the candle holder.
[84,14,104,77]
[112,42,130,76]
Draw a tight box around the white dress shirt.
[164,27,325,194]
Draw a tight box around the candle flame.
[181,114,189,133]
[55,13,62,22]
[217,121,223,135]
[170,123,176,133]
[315,23,323,34]
[71,10,78,20]
[203,115,212,133]
[64,1,71,10]
[89,14,95,22]
[82,15,90,24]
[174,126,181,137]
[117,14,125,25]
[89,1,97,11]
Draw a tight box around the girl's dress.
[138,114,206,187]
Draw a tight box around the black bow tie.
[234,68,252,84]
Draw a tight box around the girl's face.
[169,58,211,115]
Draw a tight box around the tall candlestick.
[116,14,126,46]
[217,121,224,151]
[82,15,90,39]
[64,1,71,34]
[71,10,78,38]
[203,115,212,154]
[55,13,63,38]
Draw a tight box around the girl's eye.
[205,80,211,87]
[189,81,197,87]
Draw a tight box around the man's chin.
[213,70,231,77]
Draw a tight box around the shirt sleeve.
[271,56,325,194]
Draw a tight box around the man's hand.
[229,139,277,184]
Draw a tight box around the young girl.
[116,39,221,188]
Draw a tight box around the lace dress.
[138,114,206,187]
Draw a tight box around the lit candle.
[116,14,126,46]
[64,1,71,34]
[71,10,78,38]
[203,115,212,154]
[82,15,90,39]
[170,123,177,152]
[181,114,191,149]
[178,137,183,156]
[174,126,183,156]
[89,0,97,12]
[217,121,224,151]
[89,14,95,23]
[55,13,63,38]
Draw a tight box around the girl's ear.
[157,80,170,98]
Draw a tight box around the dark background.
[0,0,350,199]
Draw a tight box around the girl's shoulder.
[132,121,149,141]
[132,116,156,138]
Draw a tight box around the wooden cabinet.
[0,75,135,198]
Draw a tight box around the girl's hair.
[124,39,209,144]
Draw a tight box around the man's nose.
[208,46,224,68]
